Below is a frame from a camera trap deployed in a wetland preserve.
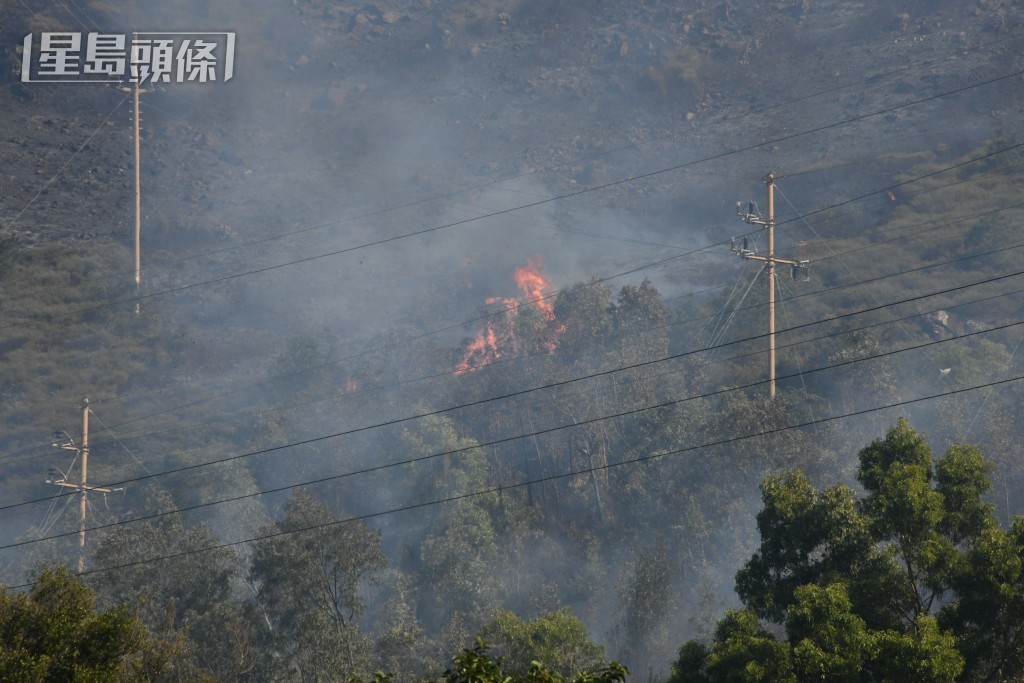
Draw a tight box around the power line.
[13,31,1020,294]
[77,214,1024,440]
[3,100,1020,465]
[6,262,1023,517]
[89,410,174,502]
[3,80,1018,452]
[20,138,1024,443]
[2,191,1020,471]
[800,200,1024,267]
[8,310,1024,553]
[145,30,1013,266]
[776,183,940,369]
[760,238,1024,312]
[3,67,1021,334]
[774,144,1024,230]
[81,182,1024,417]
[2,95,130,231]
[724,160,1024,272]
[5,186,995,452]
[4,192,1019,492]
[960,298,1024,442]
[12,368,1024,589]
[17,258,1024,480]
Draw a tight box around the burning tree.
[456,259,565,374]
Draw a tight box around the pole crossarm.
[47,481,119,494]
[739,254,805,266]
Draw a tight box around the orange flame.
[514,259,556,318]
[456,323,500,375]
[485,296,520,310]
[516,258,565,351]
[456,258,564,374]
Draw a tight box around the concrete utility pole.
[133,75,141,297]
[47,398,121,572]
[732,172,810,399]
[120,38,147,313]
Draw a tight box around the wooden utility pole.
[47,398,120,572]
[732,172,810,399]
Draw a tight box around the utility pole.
[47,398,122,572]
[732,172,810,399]
[120,38,148,314]
[133,74,141,301]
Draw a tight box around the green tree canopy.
[479,607,607,677]
[671,418,1024,682]
[427,638,627,683]
[0,566,180,682]
[250,488,388,680]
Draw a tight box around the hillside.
[1,0,1023,679]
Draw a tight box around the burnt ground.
[2,0,1020,249]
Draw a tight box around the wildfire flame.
[456,258,564,374]
[456,323,500,375]
[514,261,557,319]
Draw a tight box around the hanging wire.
[86,497,113,526]
[37,443,82,535]
[775,184,945,370]
[90,410,176,501]
[2,95,130,232]
[40,491,77,537]
[749,228,764,255]
[37,489,64,538]
[701,262,756,350]
[704,265,763,361]
[960,304,1024,442]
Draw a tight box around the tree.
[612,280,670,369]
[0,566,181,682]
[701,609,795,683]
[402,417,501,630]
[672,419,1024,682]
[426,638,627,683]
[553,278,614,364]
[612,542,678,675]
[88,494,248,681]
[733,470,871,624]
[250,488,387,680]
[785,583,870,682]
[366,569,432,683]
[252,488,386,633]
[940,517,1024,680]
[90,502,239,633]
[479,608,607,677]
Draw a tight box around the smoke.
[2,0,1023,678]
